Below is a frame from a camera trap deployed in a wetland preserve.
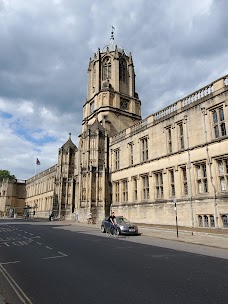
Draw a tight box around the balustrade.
[130,118,148,133]
[112,130,126,143]
[110,75,228,145]
[181,85,214,107]
[154,103,177,121]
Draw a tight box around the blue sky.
[0,0,228,179]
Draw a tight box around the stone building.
[110,77,228,229]
[18,39,228,228]
[26,165,57,218]
[0,179,26,215]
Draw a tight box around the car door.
[104,217,109,229]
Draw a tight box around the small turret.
[61,133,77,152]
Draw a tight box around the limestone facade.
[0,179,26,215]
[11,42,228,228]
[26,165,56,217]
[110,76,228,229]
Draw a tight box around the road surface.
[0,219,227,304]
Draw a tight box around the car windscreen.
[116,217,130,224]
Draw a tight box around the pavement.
[69,220,228,250]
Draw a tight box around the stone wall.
[110,76,228,228]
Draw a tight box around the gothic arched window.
[102,57,111,80]
[119,59,127,82]
[92,63,96,88]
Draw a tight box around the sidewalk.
[138,225,228,249]
[70,221,228,250]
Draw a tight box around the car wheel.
[117,228,121,235]
[101,225,106,233]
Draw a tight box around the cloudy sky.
[0,0,227,180]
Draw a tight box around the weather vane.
[110,25,115,43]
[103,25,115,51]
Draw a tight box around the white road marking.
[36,242,42,245]
[0,261,21,265]
[0,237,19,242]
[0,238,34,247]
[45,246,53,250]
[0,264,33,304]
[12,240,32,246]
[23,235,41,239]
[42,251,68,260]
[58,251,68,257]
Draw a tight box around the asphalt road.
[0,219,228,304]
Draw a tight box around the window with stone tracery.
[181,166,188,195]
[114,149,120,170]
[132,177,137,201]
[102,57,111,80]
[119,59,127,82]
[154,172,163,199]
[167,127,172,153]
[114,181,120,203]
[141,137,148,162]
[82,188,86,201]
[128,142,134,165]
[217,158,228,191]
[179,123,185,150]
[82,175,86,201]
[211,107,226,138]
[92,63,96,90]
[142,174,149,200]
[169,169,175,197]
[195,163,208,194]
[122,180,128,202]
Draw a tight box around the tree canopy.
[0,170,16,182]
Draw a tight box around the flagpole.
[35,157,37,175]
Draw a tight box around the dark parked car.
[101,216,138,235]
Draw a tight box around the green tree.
[0,170,16,182]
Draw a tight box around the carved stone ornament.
[120,98,129,110]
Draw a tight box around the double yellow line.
[0,262,33,304]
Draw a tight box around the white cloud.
[0,0,227,179]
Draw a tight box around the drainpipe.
[201,108,218,228]
[185,113,194,234]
